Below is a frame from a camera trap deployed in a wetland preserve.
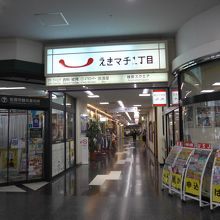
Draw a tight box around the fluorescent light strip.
[212,82,220,86]
[0,87,26,90]
[133,104,142,107]
[117,100,125,108]
[100,102,109,105]
[88,95,99,98]
[125,112,131,121]
[87,104,112,119]
[139,94,150,96]
[200,90,214,93]
[85,90,94,96]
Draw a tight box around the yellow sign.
[171,173,182,190]
[185,177,200,196]
[162,169,170,185]
[212,185,220,203]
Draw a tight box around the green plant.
[86,119,101,152]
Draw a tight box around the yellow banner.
[171,173,182,190]
[212,185,220,203]
[162,169,170,185]
[185,177,200,196]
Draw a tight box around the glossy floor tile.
[0,138,220,220]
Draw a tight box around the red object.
[184,141,194,148]
[176,141,183,146]
[197,143,212,149]
[59,58,94,68]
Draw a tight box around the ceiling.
[0,0,219,41]
[0,0,219,124]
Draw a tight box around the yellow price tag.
[212,185,220,203]
[185,177,200,196]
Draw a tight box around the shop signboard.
[162,146,181,188]
[46,72,168,86]
[152,90,167,106]
[46,42,167,75]
[210,150,220,209]
[183,145,212,207]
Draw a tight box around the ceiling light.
[117,100,125,108]
[200,90,214,93]
[133,104,142,107]
[0,87,26,90]
[100,102,109,105]
[143,89,149,94]
[194,84,199,86]
[52,94,57,99]
[134,84,137,88]
[85,90,94,96]
[88,95,100,98]
[212,82,220,86]
[139,94,150,96]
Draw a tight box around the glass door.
[8,109,27,182]
[27,110,45,180]
[0,109,9,183]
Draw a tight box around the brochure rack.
[170,147,195,199]
[162,146,182,192]
[210,150,220,210]
[183,146,212,207]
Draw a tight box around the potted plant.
[86,119,101,160]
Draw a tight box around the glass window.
[181,59,220,99]
[52,92,64,105]
[183,100,220,147]
[66,112,74,139]
[52,109,64,143]
[66,95,74,111]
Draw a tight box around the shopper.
[142,129,147,147]
[131,129,137,147]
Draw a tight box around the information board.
[210,150,220,209]
[162,146,181,188]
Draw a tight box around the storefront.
[176,55,220,146]
[0,95,49,185]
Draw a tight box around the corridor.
[0,139,219,220]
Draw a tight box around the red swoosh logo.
[59,58,94,68]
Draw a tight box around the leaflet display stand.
[170,147,195,199]
[210,150,220,210]
[183,145,212,207]
[162,146,182,192]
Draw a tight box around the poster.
[184,149,211,197]
[171,147,194,190]
[162,146,181,186]
[196,106,212,127]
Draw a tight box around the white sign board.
[152,90,167,106]
[46,42,167,75]
[172,90,179,105]
[46,72,168,86]
[80,137,89,164]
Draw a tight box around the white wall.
[0,38,43,63]
[173,3,220,70]
[76,99,87,164]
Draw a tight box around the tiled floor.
[0,139,220,220]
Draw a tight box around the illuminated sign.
[46,72,168,86]
[46,42,167,75]
[152,90,167,106]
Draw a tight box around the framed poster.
[196,106,212,127]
